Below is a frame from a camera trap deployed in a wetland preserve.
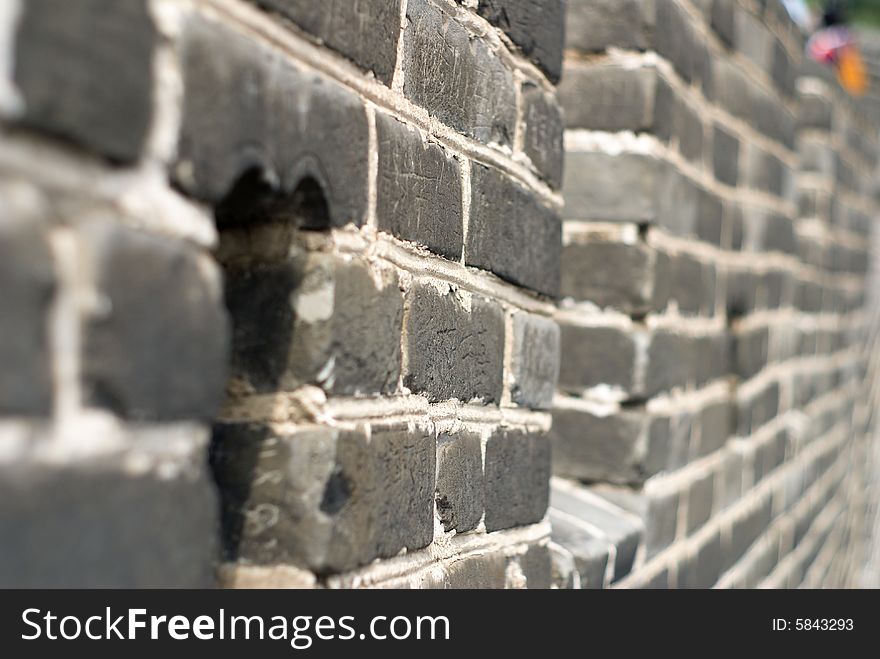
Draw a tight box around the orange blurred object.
[837,44,867,95]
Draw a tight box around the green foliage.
[807,0,880,26]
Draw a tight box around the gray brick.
[0,216,55,416]
[557,324,643,397]
[509,313,560,410]
[737,381,780,435]
[559,63,657,132]
[669,252,716,316]
[590,485,679,559]
[733,326,769,380]
[467,164,561,296]
[80,223,228,421]
[403,0,516,147]
[562,151,663,225]
[13,0,156,162]
[176,17,369,227]
[713,123,740,186]
[372,427,437,557]
[521,82,564,188]
[550,485,644,582]
[565,0,655,53]
[645,330,694,396]
[484,429,551,531]
[475,0,565,83]
[519,543,554,589]
[404,282,504,404]
[435,431,484,533]
[224,252,402,396]
[655,0,699,82]
[679,530,723,588]
[375,113,463,260]
[440,551,508,589]
[211,423,435,573]
[551,406,654,485]
[549,510,610,588]
[711,0,736,47]
[728,495,773,566]
[560,235,667,315]
[798,90,834,130]
[697,399,733,457]
[685,470,716,533]
[0,446,217,587]
[252,0,402,84]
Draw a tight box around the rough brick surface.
[12,0,157,162]
[252,0,402,84]
[80,223,228,421]
[475,0,565,83]
[467,163,561,296]
[176,17,370,227]
[376,113,463,259]
[404,282,505,403]
[403,0,516,147]
[484,429,551,531]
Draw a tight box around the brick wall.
[1,0,878,590]
[0,0,564,588]
[549,0,880,589]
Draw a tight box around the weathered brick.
[435,431,484,533]
[509,313,560,409]
[0,446,217,587]
[176,17,369,227]
[467,164,561,296]
[211,423,435,573]
[551,406,656,484]
[252,0,402,84]
[475,0,565,83]
[80,223,228,421]
[566,0,655,53]
[521,82,564,188]
[560,63,657,132]
[12,0,156,162]
[484,429,551,531]
[562,151,664,225]
[403,0,516,147]
[0,215,55,416]
[436,551,508,588]
[590,485,679,559]
[551,485,644,582]
[224,252,402,396]
[557,323,643,398]
[404,281,505,404]
[560,233,667,314]
[376,113,463,260]
[549,510,610,588]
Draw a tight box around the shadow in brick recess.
[208,165,333,565]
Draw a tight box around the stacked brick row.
[549,0,879,589]
[0,0,566,587]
